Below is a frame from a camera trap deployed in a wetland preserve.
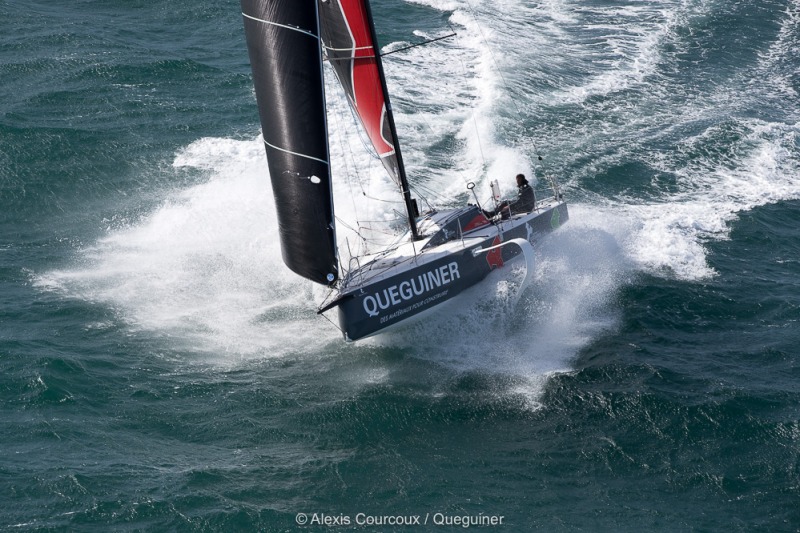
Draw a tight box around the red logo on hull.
[486,236,504,269]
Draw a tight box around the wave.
[35,138,342,358]
[33,0,800,388]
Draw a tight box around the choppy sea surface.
[2,0,799,530]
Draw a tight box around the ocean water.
[2,0,799,530]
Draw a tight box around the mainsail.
[319,0,420,239]
[241,0,339,285]
[318,0,400,185]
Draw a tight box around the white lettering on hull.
[362,262,461,318]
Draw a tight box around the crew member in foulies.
[484,173,536,219]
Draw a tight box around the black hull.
[336,202,568,341]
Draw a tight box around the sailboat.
[240,0,568,341]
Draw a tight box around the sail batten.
[242,12,321,39]
[263,139,330,166]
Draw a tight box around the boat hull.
[336,202,569,341]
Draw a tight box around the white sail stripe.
[325,55,378,62]
[264,139,329,165]
[323,44,372,52]
[242,13,319,40]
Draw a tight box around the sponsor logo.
[486,236,504,269]
[551,207,561,229]
[362,262,461,318]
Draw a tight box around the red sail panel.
[341,1,394,157]
[319,0,401,186]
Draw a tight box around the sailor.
[484,173,536,219]
[508,173,536,214]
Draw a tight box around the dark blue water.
[2,0,799,530]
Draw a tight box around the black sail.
[241,0,338,284]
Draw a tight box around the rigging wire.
[329,88,370,259]
[411,181,450,204]
[461,0,544,163]
[446,52,488,194]
[381,32,458,57]
[317,306,343,333]
[325,58,414,260]
[328,4,552,265]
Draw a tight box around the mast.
[362,0,420,240]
